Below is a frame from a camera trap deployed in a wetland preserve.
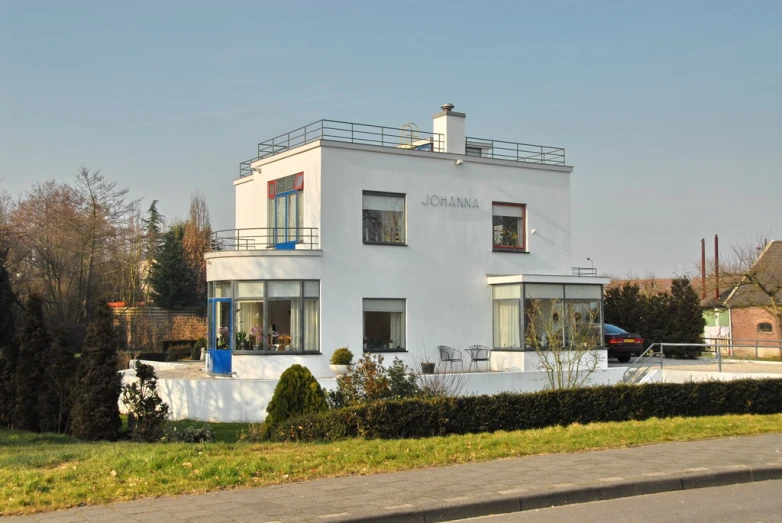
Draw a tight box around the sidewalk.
[6,433,782,523]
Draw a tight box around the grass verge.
[2,413,781,515]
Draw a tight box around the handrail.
[621,340,782,383]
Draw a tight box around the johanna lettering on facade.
[421,195,479,209]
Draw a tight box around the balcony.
[210,228,320,251]
[239,119,566,176]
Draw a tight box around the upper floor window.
[268,173,304,249]
[363,191,406,245]
[758,322,773,333]
[493,202,526,252]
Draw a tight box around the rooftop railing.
[466,137,565,165]
[239,120,567,176]
[240,120,444,176]
[572,267,598,277]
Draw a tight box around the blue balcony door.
[273,190,299,249]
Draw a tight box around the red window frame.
[492,202,527,252]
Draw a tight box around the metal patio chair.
[437,345,463,373]
[467,344,491,372]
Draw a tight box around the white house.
[205,104,611,380]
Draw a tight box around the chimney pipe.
[701,238,706,300]
[715,234,719,301]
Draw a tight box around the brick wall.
[730,307,782,359]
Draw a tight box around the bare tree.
[71,167,139,322]
[182,191,211,304]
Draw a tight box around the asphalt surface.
[464,479,782,522]
[4,433,782,522]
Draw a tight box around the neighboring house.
[205,104,610,379]
[720,240,782,358]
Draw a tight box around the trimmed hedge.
[133,352,167,362]
[166,346,193,362]
[267,379,782,442]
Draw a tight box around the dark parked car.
[604,324,644,363]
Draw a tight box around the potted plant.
[329,347,354,375]
[420,360,435,374]
[236,329,249,350]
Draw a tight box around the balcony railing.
[240,120,444,176]
[466,137,565,165]
[210,228,320,251]
[572,267,597,277]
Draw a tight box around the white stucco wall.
[646,369,782,383]
[122,367,625,423]
[210,140,577,376]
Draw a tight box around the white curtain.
[494,300,520,348]
[304,299,319,351]
[389,312,404,348]
[290,299,300,350]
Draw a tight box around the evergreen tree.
[70,304,122,440]
[0,249,18,428]
[14,295,50,432]
[148,224,196,308]
[667,277,705,358]
[141,200,164,260]
[261,364,327,440]
[40,326,78,433]
[121,361,169,442]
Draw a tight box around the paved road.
[463,479,782,522]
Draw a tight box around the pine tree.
[70,304,122,440]
[148,224,197,308]
[14,295,50,432]
[0,249,18,428]
[40,326,78,433]
[141,200,164,260]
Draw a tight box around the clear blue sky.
[1,0,780,277]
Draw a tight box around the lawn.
[2,413,781,515]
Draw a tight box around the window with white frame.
[362,191,406,245]
[223,279,319,353]
[491,283,602,350]
[492,202,526,252]
[363,299,406,351]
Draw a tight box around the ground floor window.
[208,279,319,353]
[492,283,602,350]
[363,298,405,351]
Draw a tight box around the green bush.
[191,337,207,360]
[260,364,328,440]
[330,347,354,365]
[121,361,170,442]
[270,378,782,442]
[327,354,420,409]
[163,423,215,443]
[165,345,193,362]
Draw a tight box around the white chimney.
[432,103,465,155]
